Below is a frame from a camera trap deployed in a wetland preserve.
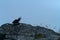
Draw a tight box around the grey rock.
[0,23,60,40]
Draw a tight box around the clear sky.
[0,0,60,32]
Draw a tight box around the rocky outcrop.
[0,23,60,40]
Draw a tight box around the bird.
[12,17,21,25]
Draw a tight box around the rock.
[0,23,60,40]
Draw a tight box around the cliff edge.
[0,23,60,40]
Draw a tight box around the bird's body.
[12,17,21,25]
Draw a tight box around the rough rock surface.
[0,23,60,40]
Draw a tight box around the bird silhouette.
[12,17,21,25]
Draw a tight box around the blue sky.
[0,0,60,32]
